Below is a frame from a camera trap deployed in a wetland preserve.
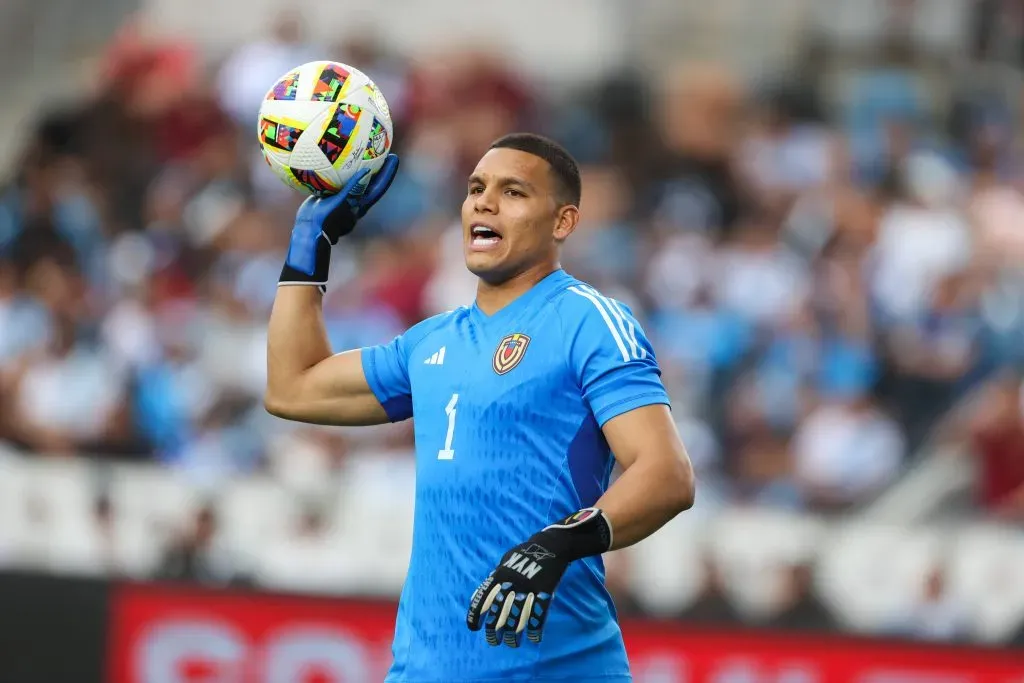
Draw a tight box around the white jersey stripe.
[581,285,639,360]
[568,286,630,362]
[608,298,647,360]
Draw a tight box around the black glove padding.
[466,508,612,648]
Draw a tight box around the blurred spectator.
[868,151,971,324]
[215,11,321,128]
[266,425,351,497]
[6,316,133,457]
[883,273,984,447]
[684,558,741,624]
[741,86,833,205]
[62,494,127,577]
[649,282,752,417]
[0,256,52,368]
[841,42,928,184]
[156,504,241,586]
[890,565,971,641]
[769,562,836,631]
[729,430,804,510]
[170,394,264,486]
[562,165,641,289]
[711,216,810,330]
[423,223,478,315]
[255,505,348,595]
[792,391,905,511]
[945,371,1024,519]
[649,64,745,238]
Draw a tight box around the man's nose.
[474,189,498,213]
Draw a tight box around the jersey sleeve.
[361,334,414,422]
[561,286,671,427]
[360,312,451,422]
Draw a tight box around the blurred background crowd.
[2,0,1024,654]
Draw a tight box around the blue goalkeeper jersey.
[362,269,670,683]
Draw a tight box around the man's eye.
[506,189,523,197]
[469,186,483,194]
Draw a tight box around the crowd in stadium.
[1,10,1024,643]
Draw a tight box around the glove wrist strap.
[542,508,613,561]
[279,225,334,291]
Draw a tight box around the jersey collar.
[471,269,571,328]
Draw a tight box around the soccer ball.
[257,61,393,197]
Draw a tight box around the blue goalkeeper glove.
[466,508,613,648]
[279,153,400,290]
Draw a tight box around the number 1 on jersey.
[438,393,458,460]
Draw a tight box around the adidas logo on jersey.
[424,347,446,365]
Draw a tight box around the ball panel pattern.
[311,63,352,102]
[257,61,393,197]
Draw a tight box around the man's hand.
[467,508,612,648]
[279,154,399,289]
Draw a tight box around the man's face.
[461,148,574,284]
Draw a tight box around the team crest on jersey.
[493,333,531,375]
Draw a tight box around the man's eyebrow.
[467,174,535,192]
[504,176,535,191]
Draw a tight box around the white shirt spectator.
[215,31,321,128]
[101,298,160,371]
[869,203,971,321]
[645,234,713,312]
[793,401,905,503]
[16,347,125,441]
[713,242,810,327]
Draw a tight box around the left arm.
[465,404,695,647]
[467,292,695,647]
[596,403,695,549]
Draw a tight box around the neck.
[476,261,559,315]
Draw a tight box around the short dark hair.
[489,133,581,207]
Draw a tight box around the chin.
[465,254,511,285]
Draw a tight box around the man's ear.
[553,205,580,242]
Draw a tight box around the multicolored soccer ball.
[257,61,393,197]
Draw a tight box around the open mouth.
[471,224,503,248]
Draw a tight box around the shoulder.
[400,307,469,354]
[551,277,652,361]
[552,277,641,331]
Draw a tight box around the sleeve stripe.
[607,297,647,360]
[568,285,630,362]
[581,285,643,361]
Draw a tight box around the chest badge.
[493,333,531,375]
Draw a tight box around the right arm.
[264,285,389,426]
[263,154,402,427]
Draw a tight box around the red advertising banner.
[109,583,1024,683]
[625,622,1024,683]
[108,583,397,682]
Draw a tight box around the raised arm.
[263,155,400,426]
[264,286,387,425]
